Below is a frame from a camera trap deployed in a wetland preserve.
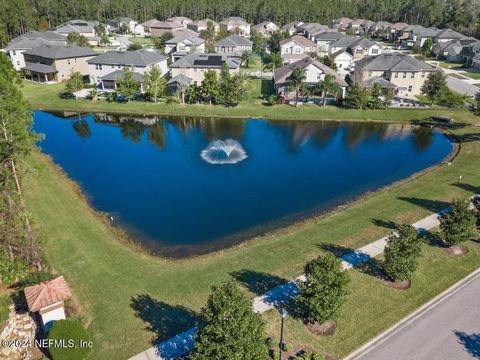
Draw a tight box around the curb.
[344,266,480,360]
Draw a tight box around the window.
[112,65,115,69]
[356,48,363,54]
[67,59,71,65]
[421,71,426,78]
[95,64,99,70]
[368,71,372,77]
[12,50,16,56]
[410,72,415,78]
[408,85,413,92]
[16,61,20,65]
[372,48,379,54]
[99,64,103,70]
[403,72,407,78]
[394,72,399,78]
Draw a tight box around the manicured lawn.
[128,37,155,47]
[461,72,480,80]
[262,242,480,358]
[23,113,480,359]
[21,80,480,124]
[438,62,465,69]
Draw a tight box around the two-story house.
[150,21,185,36]
[252,21,278,37]
[279,35,317,63]
[187,19,220,33]
[166,17,192,28]
[329,36,382,60]
[281,21,304,36]
[165,35,206,61]
[313,31,345,56]
[213,35,253,57]
[220,17,251,36]
[110,17,144,35]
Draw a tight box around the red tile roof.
[24,276,72,312]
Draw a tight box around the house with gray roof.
[220,17,250,36]
[187,19,219,33]
[166,17,192,28]
[87,50,168,84]
[150,20,184,37]
[433,29,467,43]
[280,35,317,63]
[352,53,435,96]
[165,35,205,61]
[109,17,144,35]
[369,21,391,37]
[22,44,97,83]
[169,53,240,83]
[281,21,304,36]
[432,38,478,63]
[273,57,347,99]
[403,25,440,47]
[312,31,345,55]
[214,35,253,57]
[329,36,382,60]
[6,31,66,70]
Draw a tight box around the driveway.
[349,269,480,360]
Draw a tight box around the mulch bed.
[442,245,469,256]
[382,279,411,290]
[305,320,336,336]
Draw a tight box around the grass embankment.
[23,112,480,359]
[22,80,478,123]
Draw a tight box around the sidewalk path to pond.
[130,210,445,360]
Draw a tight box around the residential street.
[349,269,480,360]
[446,75,478,97]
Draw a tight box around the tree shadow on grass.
[397,197,450,213]
[447,132,480,144]
[451,182,480,195]
[454,331,480,358]
[230,269,289,296]
[371,219,399,230]
[130,294,198,344]
[411,119,468,131]
[423,230,447,248]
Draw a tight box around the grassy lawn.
[461,72,480,80]
[0,292,11,330]
[21,80,480,124]
[128,37,155,47]
[438,62,465,69]
[22,109,480,360]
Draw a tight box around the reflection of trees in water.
[411,127,433,151]
[167,116,245,141]
[71,120,91,141]
[147,122,167,149]
[118,118,145,144]
[343,122,390,149]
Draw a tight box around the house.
[150,21,184,36]
[220,17,251,36]
[87,50,168,87]
[333,17,353,30]
[165,35,205,61]
[281,21,304,36]
[166,16,192,28]
[471,53,480,69]
[279,35,317,63]
[296,23,323,35]
[432,38,478,63]
[24,276,72,332]
[140,19,160,33]
[363,76,398,95]
[329,36,381,60]
[110,17,144,35]
[331,49,354,70]
[5,31,66,70]
[167,74,193,95]
[348,19,368,34]
[252,21,278,37]
[369,21,391,37]
[54,19,97,38]
[403,25,439,47]
[187,19,219,33]
[22,44,97,83]
[273,57,347,98]
[214,35,253,57]
[387,22,409,40]
[304,25,330,40]
[313,31,345,56]
[169,53,240,83]
[433,29,467,43]
[352,53,435,96]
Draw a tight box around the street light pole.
[278,308,288,360]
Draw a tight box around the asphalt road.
[446,75,478,97]
[351,270,480,360]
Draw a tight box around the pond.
[33,111,452,257]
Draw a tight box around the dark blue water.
[33,111,452,257]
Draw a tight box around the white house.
[220,17,250,36]
[24,276,72,332]
[166,16,192,28]
[331,49,354,70]
[187,19,219,33]
[252,21,277,36]
[165,35,205,61]
[110,17,144,35]
[279,35,317,63]
[87,50,168,88]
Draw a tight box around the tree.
[115,67,141,101]
[320,54,337,70]
[288,66,306,107]
[37,18,49,32]
[94,24,106,37]
[187,82,202,103]
[367,82,385,109]
[152,32,174,50]
[119,24,129,34]
[88,88,99,101]
[440,199,477,247]
[421,70,448,104]
[100,33,110,47]
[344,82,370,109]
[301,253,350,324]
[201,70,220,105]
[439,89,467,107]
[262,52,282,72]
[127,43,142,51]
[48,320,92,360]
[142,66,166,103]
[383,224,422,281]
[240,50,256,68]
[199,21,216,46]
[317,74,340,107]
[64,72,84,97]
[475,91,480,115]
[250,31,264,53]
[191,281,269,360]
[218,64,250,107]
[267,32,286,53]
[66,32,90,47]
[421,38,433,56]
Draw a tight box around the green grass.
[0,293,11,328]
[23,114,480,359]
[128,37,155,47]
[21,81,480,124]
[438,62,465,69]
[448,73,468,80]
[461,72,480,80]
[262,242,480,358]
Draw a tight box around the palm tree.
[262,52,283,72]
[317,74,341,107]
[240,51,256,68]
[288,66,307,107]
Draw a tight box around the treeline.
[1,0,479,46]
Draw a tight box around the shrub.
[267,94,279,106]
[440,199,477,246]
[48,320,92,360]
[0,252,28,286]
[301,253,350,324]
[265,337,275,349]
[383,224,422,281]
[297,352,323,360]
[20,270,55,289]
[282,342,293,352]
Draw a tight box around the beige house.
[214,35,253,57]
[166,16,192,28]
[169,53,240,84]
[150,21,184,36]
[329,36,382,60]
[352,53,435,96]
[220,17,251,36]
[252,21,278,37]
[22,44,97,83]
[187,19,219,33]
[280,35,317,63]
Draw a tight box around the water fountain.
[200,139,248,164]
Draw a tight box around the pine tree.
[344,82,370,109]
[192,281,269,360]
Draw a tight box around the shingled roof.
[24,276,72,312]
[214,34,253,47]
[88,50,167,66]
[279,35,316,48]
[355,53,434,72]
[24,44,97,59]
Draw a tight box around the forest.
[0,0,478,47]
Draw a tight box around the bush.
[20,270,55,289]
[440,199,478,246]
[48,320,92,360]
[166,96,180,104]
[383,224,422,281]
[282,342,293,352]
[0,253,28,286]
[267,94,279,106]
[296,352,323,360]
[265,337,275,349]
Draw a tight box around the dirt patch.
[382,279,411,290]
[305,320,336,336]
[443,245,469,256]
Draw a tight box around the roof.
[166,16,192,23]
[140,19,159,27]
[312,31,345,41]
[24,276,72,312]
[335,17,352,25]
[7,31,66,50]
[167,74,193,86]
[150,20,183,29]
[54,24,95,35]
[188,19,219,28]
[435,28,465,40]
[221,17,248,26]
[330,36,376,49]
[389,22,409,31]
[332,48,353,58]
[100,69,143,81]
[214,34,253,47]
[166,35,204,46]
[363,76,397,88]
[355,53,434,72]
[406,25,440,38]
[23,44,97,59]
[273,57,347,86]
[170,53,240,69]
[21,63,57,73]
[252,21,276,31]
[279,35,316,48]
[281,21,303,30]
[88,50,167,66]
[371,21,391,30]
